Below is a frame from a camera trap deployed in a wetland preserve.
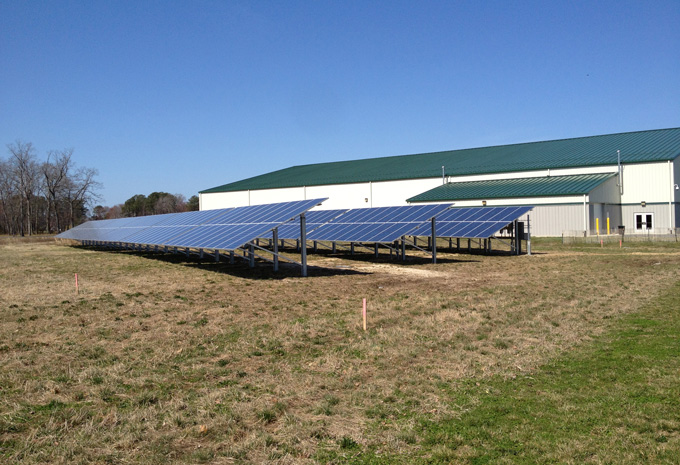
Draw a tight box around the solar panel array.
[57,199,326,251]
[410,206,533,238]
[166,200,328,251]
[306,204,453,243]
[264,209,350,240]
[59,202,533,261]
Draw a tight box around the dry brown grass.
[1,240,679,463]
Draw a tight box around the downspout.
[669,161,673,230]
[248,189,251,206]
[583,194,588,235]
[617,150,623,195]
[369,181,373,208]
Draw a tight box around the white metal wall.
[620,162,671,203]
[200,178,445,210]
[527,205,584,237]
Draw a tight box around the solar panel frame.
[57,214,177,242]
[262,209,351,240]
[122,208,234,245]
[410,206,533,238]
[57,200,327,251]
[163,198,327,250]
[306,204,453,243]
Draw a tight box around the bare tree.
[0,159,19,234]
[7,141,40,235]
[106,204,123,219]
[64,166,101,228]
[42,148,73,233]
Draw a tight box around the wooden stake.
[362,298,367,331]
[75,273,79,294]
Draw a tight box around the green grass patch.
[321,280,680,464]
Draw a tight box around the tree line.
[0,141,100,236]
[92,192,199,220]
[1,140,200,236]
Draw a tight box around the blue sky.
[1,0,679,207]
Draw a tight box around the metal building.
[200,128,680,236]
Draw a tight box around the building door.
[634,213,653,232]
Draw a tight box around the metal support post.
[300,213,307,277]
[350,242,355,255]
[230,250,234,264]
[249,243,255,268]
[273,227,279,272]
[401,237,406,261]
[374,243,379,258]
[527,215,532,256]
[467,239,471,253]
[431,217,437,264]
[214,250,220,262]
[457,237,460,252]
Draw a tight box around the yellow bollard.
[596,218,599,236]
[607,216,610,235]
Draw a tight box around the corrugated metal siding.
[407,174,616,202]
[201,127,680,193]
[528,205,584,236]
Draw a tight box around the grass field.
[1,237,679,464]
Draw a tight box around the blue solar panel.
[57,214,175,242]
[306,204,452,243]
[123,209,233,245]
[411,206,533,238]
[263,209,350,240]
[57,200,326,251]
[164,199,327,250]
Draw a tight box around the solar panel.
[263,209,350,240]
[163,198,327,250]
[411,206,533,238]
[57,214,176,242]
[57,200,327,252]
[306,204,452,243]
[123,208,233,245]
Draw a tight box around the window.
[634,213,653,232]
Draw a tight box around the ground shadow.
[79,245,370,280]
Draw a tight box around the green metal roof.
[201,127,680,193]
[407,173,617,202]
